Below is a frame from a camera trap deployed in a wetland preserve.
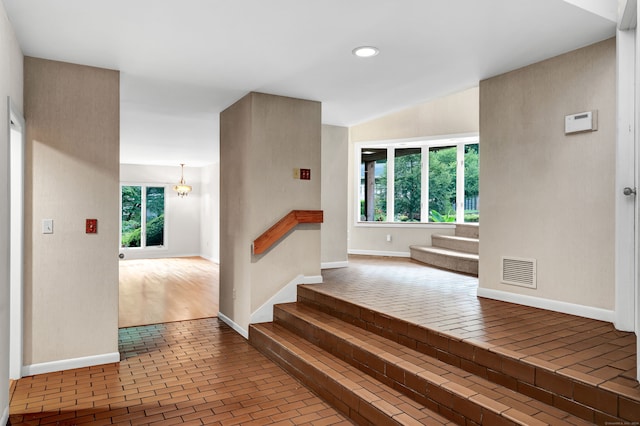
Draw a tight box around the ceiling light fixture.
[352,46,379,58]
[173,163,192,198]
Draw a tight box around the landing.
[318,255,638,399]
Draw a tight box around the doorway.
[8,97,24,380]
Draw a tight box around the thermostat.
[565,110,597,134]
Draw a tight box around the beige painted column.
[219,92,321,335]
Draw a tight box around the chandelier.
[173,163,192,197]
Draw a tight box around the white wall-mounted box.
[565,110,597,134]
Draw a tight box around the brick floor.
[9,319,353,425]
[317,256,638,396]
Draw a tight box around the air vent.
[501,257,536,289]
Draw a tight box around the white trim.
[200,255,220,264]
[1,406,8,426]
[8,96,25,380]
[615,28,637,332]
[348,249,410,258]
[22,352,121,377]
[249,274,323,325]
[618,0,637,30]
[353,222,454,229]
[301,275,323,284]
[321,261,349,269]
[218,311,248,339]
[477,288,615,323]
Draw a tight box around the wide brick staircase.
[250,283,639,425]
[410,224,479,276]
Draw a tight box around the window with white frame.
[121,185,166,248]
[357,136,479,224]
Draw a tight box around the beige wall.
[350,87,479,143]
[348,88,479,255]
[479,38,616,310]
[0,1,23,420]
[220,92,321,332]
[24,57,120,367]
[321,124,348,266]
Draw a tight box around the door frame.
[8,96,25,380]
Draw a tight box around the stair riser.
[410,248,478,275]
[274,305,510,425]
[250,325,418,426]
[455,224,479,239]
[297,285,636,424]
[431,235,478,254]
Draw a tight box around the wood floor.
[119,257,219,328]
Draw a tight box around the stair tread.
[276,302,584,425]
[432,234,479,243]
[251,322,455,425]
[409,245,479,260]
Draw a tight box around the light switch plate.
[42,219,53,234]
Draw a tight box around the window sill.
[354,222,456,229]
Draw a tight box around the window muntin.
[357,138,478,224]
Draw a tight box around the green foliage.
[428,147,457,217]
[121,186,142,223]
[464,212,479,222]
[394,152,421,221]
[429,209,456,222]
[122,214,164,247]
[464,145,479,198]
[145,214,165,246]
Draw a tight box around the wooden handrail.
[252,210,323,255]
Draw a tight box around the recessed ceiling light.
[352,46,379,58]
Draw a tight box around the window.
[358,137,479,224]
[121,185,166,248]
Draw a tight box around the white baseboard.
[22,352,121,377]
[476,288,615,323]
[321,260,349,269]
[301,275,323,284]
[348,249,410,258]
[200,254,220,264]
[1,405,8,426]
[250,274,323,325]
[218,311,249,339]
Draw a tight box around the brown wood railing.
[252,210,323,255]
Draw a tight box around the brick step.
[275,302,587,425]
[431,234,479,254]
[409,245,478,276]
[296,284,639,424]
[249,322,455,426]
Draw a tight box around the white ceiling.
[3,0,616,167]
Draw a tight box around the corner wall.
[220,92,321,334]
[23,57,120,372]
[200,163,220,263]
[479,38,616,315]
[0,2,23,422]
[321,124,348,267]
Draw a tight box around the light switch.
[42,219,53,234]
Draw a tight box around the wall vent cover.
[501,257,536,289]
